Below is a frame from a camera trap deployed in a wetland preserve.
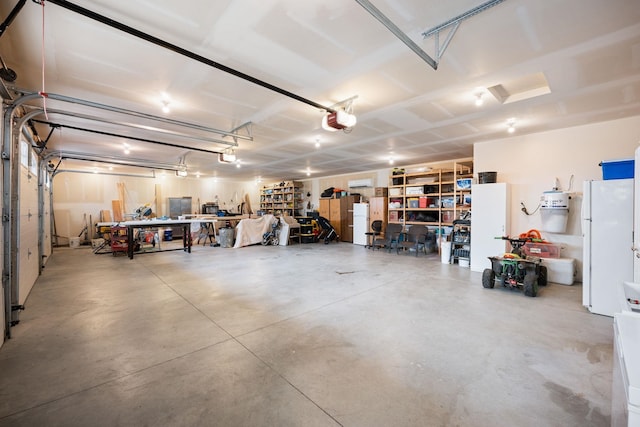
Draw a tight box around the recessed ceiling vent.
[487,72,551,104]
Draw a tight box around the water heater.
[540,191,569,233]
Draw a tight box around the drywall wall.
[52,173,258,244]
[474,115,640,281]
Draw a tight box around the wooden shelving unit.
[259,181,303,216]
[387,160,473,228]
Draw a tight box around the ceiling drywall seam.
[41,0,337,115]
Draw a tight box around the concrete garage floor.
[0,242,613,426]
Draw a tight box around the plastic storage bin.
[406,186,424,195]
[601,159,634,180]
[542,257,576,285]
[523,242,560,258]
[456,178,472,190]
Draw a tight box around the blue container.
[163,229,173,241]
[601,159,634,180]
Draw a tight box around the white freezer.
[352,203,369,246]
[470,183,510,272]
[582,179,634,317]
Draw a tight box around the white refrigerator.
[352,203,369,246]
[582,179,634,317]
[470,183,511,272]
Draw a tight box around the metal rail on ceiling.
[38,0,337,114]
[44,150,185,173]
[15,89,252,142]
[422,0,506,62]
[0,0,27,38]
[24,107,239,148]
[31,119,226,156]
[356,0,507,69]
[355,0,438,70]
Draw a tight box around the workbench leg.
[128,227,134,259]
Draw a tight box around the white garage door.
[42,172,52,262]
[17,144,40,305]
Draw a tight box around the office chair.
[365,220,383,249]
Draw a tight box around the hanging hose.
[518,229,548,243]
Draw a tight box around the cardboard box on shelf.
[374,187,388,197]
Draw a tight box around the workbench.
[96,219,218,259]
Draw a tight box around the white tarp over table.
[233,214,276,248]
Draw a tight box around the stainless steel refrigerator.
[582,179,634,317]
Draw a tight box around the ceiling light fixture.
[306,167,311,177]
[315,138,321,148]
[507,118,516,133]
[218,148,237,163]
[475,92,484,107]
[161,100,170,114]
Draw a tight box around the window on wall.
[44,169,50,189]
[20,138,40,176]
[29,148,38,176]
[20,139,28,168]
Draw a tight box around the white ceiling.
[0,0,639,182]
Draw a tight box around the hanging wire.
[39,0,49,119]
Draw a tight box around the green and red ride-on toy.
[482,236,548,297]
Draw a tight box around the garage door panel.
[19,169,38,211]
[18,166,39,306]
[42,186,52,259]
